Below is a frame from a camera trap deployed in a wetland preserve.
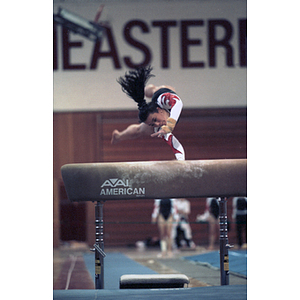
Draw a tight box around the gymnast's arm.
[111,123,152,144]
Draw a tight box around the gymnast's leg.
[144,84,177,98]
[164,133,185,160]
[157,214,167,257]
[207,213,218,250]
[165,215,174,257]
[157,214,174,257]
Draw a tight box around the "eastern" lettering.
[53,18,246,70]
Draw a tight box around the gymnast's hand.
[151,128,167,138]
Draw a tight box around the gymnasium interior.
[1,0,295,298]
[4,0,298,298]
[52,0,248,298]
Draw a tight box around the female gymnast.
[151,198,178,257]
[111,66,185,160]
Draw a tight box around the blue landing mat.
[184,250,247,277]
[53,285,247,300]
[83,252,157,289]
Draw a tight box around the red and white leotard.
[152,88,185,161]
[154,88,183,122]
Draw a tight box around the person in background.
[196,198,219,250]
[174,198,196,249]
[232,197,247,249]
[151,198,178,258]
[111,66,185,161]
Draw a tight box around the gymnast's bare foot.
[111,130,120,144]
[144,84,156,98]
[167,251,173,258]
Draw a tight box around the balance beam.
[60,158,246,289]
[61,159,247,202]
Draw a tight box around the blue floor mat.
[54,285,247,300]
[184,250,247,277]
[83,252,157,289]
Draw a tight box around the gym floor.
[53,242,246,299]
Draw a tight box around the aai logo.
[100,178,145,197]
[101,178,129,188]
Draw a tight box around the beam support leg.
[219,197,231,285]
[94,201,106,289]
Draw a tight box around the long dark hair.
[117,66,158,122]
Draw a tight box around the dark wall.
[53,107,246,247]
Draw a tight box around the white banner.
[53,0,246,111]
